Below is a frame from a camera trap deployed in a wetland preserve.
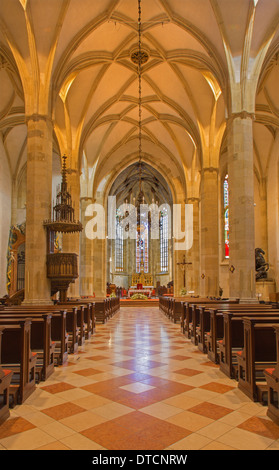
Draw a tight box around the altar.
[128,287,153,298]
[128,272,154,298]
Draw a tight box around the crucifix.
[177,255,192,290]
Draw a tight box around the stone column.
[93,238,107,297]
[258,178,268,255]
[24,114,53,304]
[227,112,256,301]
[173,200,185,296]
[200,167,219,297]
[62,169,81,298]
[80,197,94,296]
[186,197,200,294]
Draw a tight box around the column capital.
[80,196,94,202]
[25,113,53,125]
[201,167,219,175]
[226,110,255,126]
[186,197,200,204]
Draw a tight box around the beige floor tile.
[120,382,155,394]
[207,393,246,411]
[162,393,202,410]
[41,421,76,439]
[182,388,220,402]
[166,410,213,432]
[93,402,134,419]
[167,433,213,450]
[16,410,55,428]
[197,420,234,439]
[53,388,93,402]
[71,393,113,410]
[0,428,57,450]
[216,427,274,450]
[60,432,106,450]
[219,409,255,427]
[140,402,184,419]
[237,401,267,416]
[202,440,237,450]
[59,410,109,432]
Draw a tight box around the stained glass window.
[115,216,124,272]
[136,223,149,273]
[160,209,168,272]
[224,174,229,259]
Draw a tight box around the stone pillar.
[227,112,256,301]
[200,167,219,297]
[173,200,185,296]
[258,178,268,255]
[24,114,53,304]
[80,197,94,296]
[186,197,200,294]
[93,238,107,297]
[62,169,81,298]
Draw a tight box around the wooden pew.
[264,325,279,425]
[218,310,279,379]
[0,319,37,406]
[170,298,184,324]
[58,301,95,339]
[182,299,235,339]
[3,307,69,366]
[196,303,274,354]
[94,298,108,324]
[0,313,55,382]
[205,305,274,364]
[4,305,79,357]
[159,296,172,317]
[167,296,203,325]
[57,304,86,348]
[189,300,242,346]
[237,317,279,404]
[0,327,13,422]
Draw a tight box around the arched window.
[136,223,149,273]
[115,216,124,272]
[224,174,229,259]
[160,209,168,272]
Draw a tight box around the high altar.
[128,272,154,298]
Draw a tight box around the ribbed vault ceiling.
[1,0,279,198]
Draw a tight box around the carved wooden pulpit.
[43,155,82,302]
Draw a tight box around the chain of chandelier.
[138,0,143,195]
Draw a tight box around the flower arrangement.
[131,293,148,300]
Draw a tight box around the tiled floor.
[1,306,279,450]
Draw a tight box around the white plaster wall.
[0,138,12,296]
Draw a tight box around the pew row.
[0,313,55,381]
[264,325,279,425]
[1,308,69,366]
[4,305,84,354]
[0,327,13,422]
[0,319,37,407]
[159,297,279,424]
[204,305,276,364]
[218,310,279,379]
[237,317,279,404]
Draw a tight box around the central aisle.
[1,306,279,450]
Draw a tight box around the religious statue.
[255,248,269,280]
